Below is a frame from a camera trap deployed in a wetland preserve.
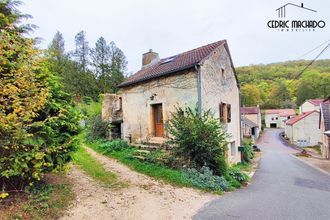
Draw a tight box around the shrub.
[228,166,249,184]
[99,139,130,153]
[182,166,230,192]
[166,106,229,175]
[82,96,93,105]
[215,155,228,176]
[0,2,81,190]
[86,115,109,141]
[242,139,254,164]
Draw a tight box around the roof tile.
[118,40,226,88]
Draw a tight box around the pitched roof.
[286,110,318,125]
[320,102,330,131]
[242,116,258,128]
[307,99,324,106]
[265,109,296,117]
[118,40,232,88]
[241,106,260,114]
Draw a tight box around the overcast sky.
[21,0,330,73]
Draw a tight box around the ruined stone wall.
[120,70,198,143]
[102,94,123,122]
[200,45,241,163]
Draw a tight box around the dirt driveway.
[61,148,215,220]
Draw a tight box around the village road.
[194,129,330,220]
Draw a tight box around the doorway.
[152,104,164,137]
[270,123,277,128]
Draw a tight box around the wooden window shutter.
[227,104,231,123]
[219,102,224,122]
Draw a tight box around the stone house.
[265,109,296,128]
[319,99,330,159]
[102,40,242,163]
[241,106,262,141]
[284,111,321,147]
[299,99,323,113]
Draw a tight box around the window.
[230,141,236,157]
[221,68,225,78]
[271,117,274,120]
[114,97,122,111]
[287,116,290,119]
[227,104,231,123]
[276,117,278,120]
[219,102,231,123]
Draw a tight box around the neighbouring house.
[102,40,242,163]
[319,99,330,159]
[284,111,321,147]
[299,99,323,113]
[241,106,262,141]
[265,109,296,128]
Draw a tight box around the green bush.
[86,115,109,141]
[215,155,228,176]
[242,139,254,164]
[82,96,93,105]
[0,2,81,190]
[182,166,230,192]
[166,106,229,175]
[228,166,249,184]
[98,139,130,153]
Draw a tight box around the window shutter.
[219,102,224,122]
[227,104,231,123]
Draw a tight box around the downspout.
[195,65,202,117]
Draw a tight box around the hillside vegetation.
[236,59,330,108]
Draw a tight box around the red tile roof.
[286,110,318,125]
[241,106,260,114]
[307,99,324,106]
[118,40,230,88]
[265,109,296,117]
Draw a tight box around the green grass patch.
[110,149,192,187]
[73,146,124,188]
[0,175,74,220]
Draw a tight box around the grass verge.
[87,141,193,188]
[72,146,125,188]
[0,174,74,220]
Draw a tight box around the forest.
[236,59,330,108]
[46,30,127,102]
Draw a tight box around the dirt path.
[61,147,215,220]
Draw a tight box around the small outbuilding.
[299,99,323,113]
[285,110,321,147]
[265,109,296,128]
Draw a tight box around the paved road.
[194,129,330,220]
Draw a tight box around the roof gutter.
[195,65,202,117]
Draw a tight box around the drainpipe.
[195,65,202,117]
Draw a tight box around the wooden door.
[153,104,164,137]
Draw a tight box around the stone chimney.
[142,49,159,69]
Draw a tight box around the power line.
[293,42,330,80]
[287,42,330,86]
[297,39,330,60]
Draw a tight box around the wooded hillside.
[236,59,330,108]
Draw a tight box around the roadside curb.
[279,132,323,159]
[290,154,330,177]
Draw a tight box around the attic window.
[160,55,177,64]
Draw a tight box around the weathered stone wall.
[120,70,198,143]
[102,94,123,122]
[199,45,241,163]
